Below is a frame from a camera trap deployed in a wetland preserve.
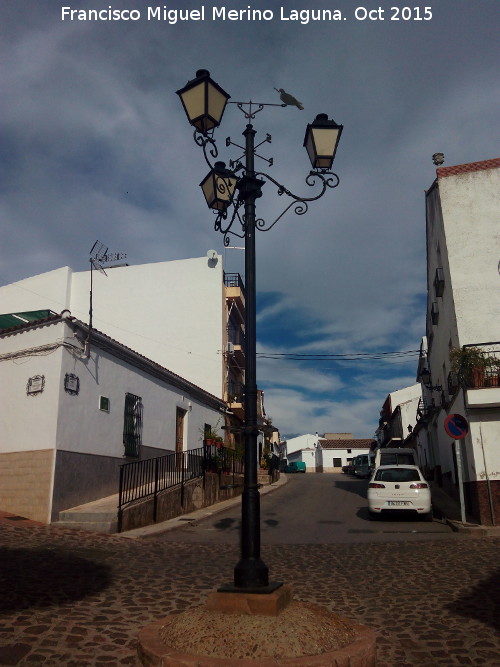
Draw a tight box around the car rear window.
[375,468,421,483]
[380,453,415,466]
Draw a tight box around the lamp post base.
[217,581,283,595]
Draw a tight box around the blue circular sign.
[444,413,468,439]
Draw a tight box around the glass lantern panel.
[305,132,316,167]
[180,84,206,128]
[215,174,236,205]
[207,84,228,127]
[312,128,339,161]
[201,174,216,208]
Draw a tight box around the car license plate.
[387,501,410,506]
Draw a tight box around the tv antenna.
[86,240,127,357]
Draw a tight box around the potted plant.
[200,420,224,447]
[449,346,497,388]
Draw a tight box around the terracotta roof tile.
[319,439,376,450]
[437,158,500,178]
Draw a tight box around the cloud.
[1,0,497,438]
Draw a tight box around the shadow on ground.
[447,568,500,631]
[212,517,280,531]
[0,547,112,612]
[334,479,368,498]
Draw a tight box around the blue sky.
[1,0,499,437]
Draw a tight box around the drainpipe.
[479,424,496,526]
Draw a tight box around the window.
[123,393,143,458]
[333,458,342,467]
[431,301,439,325]
[99,396,110,412]
[375,468,420,483]
[434,268,445,297]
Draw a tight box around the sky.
[1,1,499,439]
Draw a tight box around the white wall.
[286,433,319,456]
[0,256,225,398]
[439,167,500,344]
[424,163,500,488]
[0,319,224,458]
[0,266,72,315]
[0,322,64,453]
[321,448,370,470]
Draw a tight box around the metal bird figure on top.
[274,87,304,109]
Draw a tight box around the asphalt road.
[154,472,457,544]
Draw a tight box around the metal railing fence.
[117,444,244,532]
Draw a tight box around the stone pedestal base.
[206,583,292,616]
[137,596,376,666]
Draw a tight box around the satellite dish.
[207,249,218,260]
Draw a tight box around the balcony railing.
[416,397,437,423]
[455,344,500,389]
[227,326,245,348]
[224,272,245,294]
[228,380,244,403]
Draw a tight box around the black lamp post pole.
[176,72,341,592]
[232,123,272,590]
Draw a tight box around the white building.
[285,433,321,472]
[319,437,375,473]
[0,312,227,523]
[376,384,422,452]
[0,256,226,398]
[415,157,500,524]
[285,433,375,472]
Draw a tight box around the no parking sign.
[444,413,469,439]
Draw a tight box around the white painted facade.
[0,315,226,522]
[0,256,225,398]
[416,158,500,524]
[377,384,422,450]
[285,434,374,472]
[319,444,372,472]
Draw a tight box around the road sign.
[444,413,469,439]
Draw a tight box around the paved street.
[155,474,457,544]
[0,505,499,666]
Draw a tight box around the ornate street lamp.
[304,113,343,170]
[200,161,238,211]
[177,71,342,593]
[176,69,230,134]
[420,368,443,392]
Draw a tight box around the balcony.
[227,380,245,420]
[224,272,245,311]
[227,326,245,366]
[453,344,500,409]
[416,397,437,423]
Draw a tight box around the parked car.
[373,447,419,469]
[367,465,432,521]
[354,454,374,479]
[342,462,354,474]
[284,461,306,473]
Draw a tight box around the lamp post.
[176,70,342,592]
[420,368,443,392]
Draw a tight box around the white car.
[367,465,433,521]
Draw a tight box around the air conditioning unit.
[226,342,235,354]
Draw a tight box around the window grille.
[123,393,143,458]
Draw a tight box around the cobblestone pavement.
[0,513,499,666]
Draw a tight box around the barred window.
[123,393,143,458]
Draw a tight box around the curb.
[118,475,288,539]
[445,518,500,537]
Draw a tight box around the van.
[354,453,375,479]
[284,461,306,473]
[374,447,418,469]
